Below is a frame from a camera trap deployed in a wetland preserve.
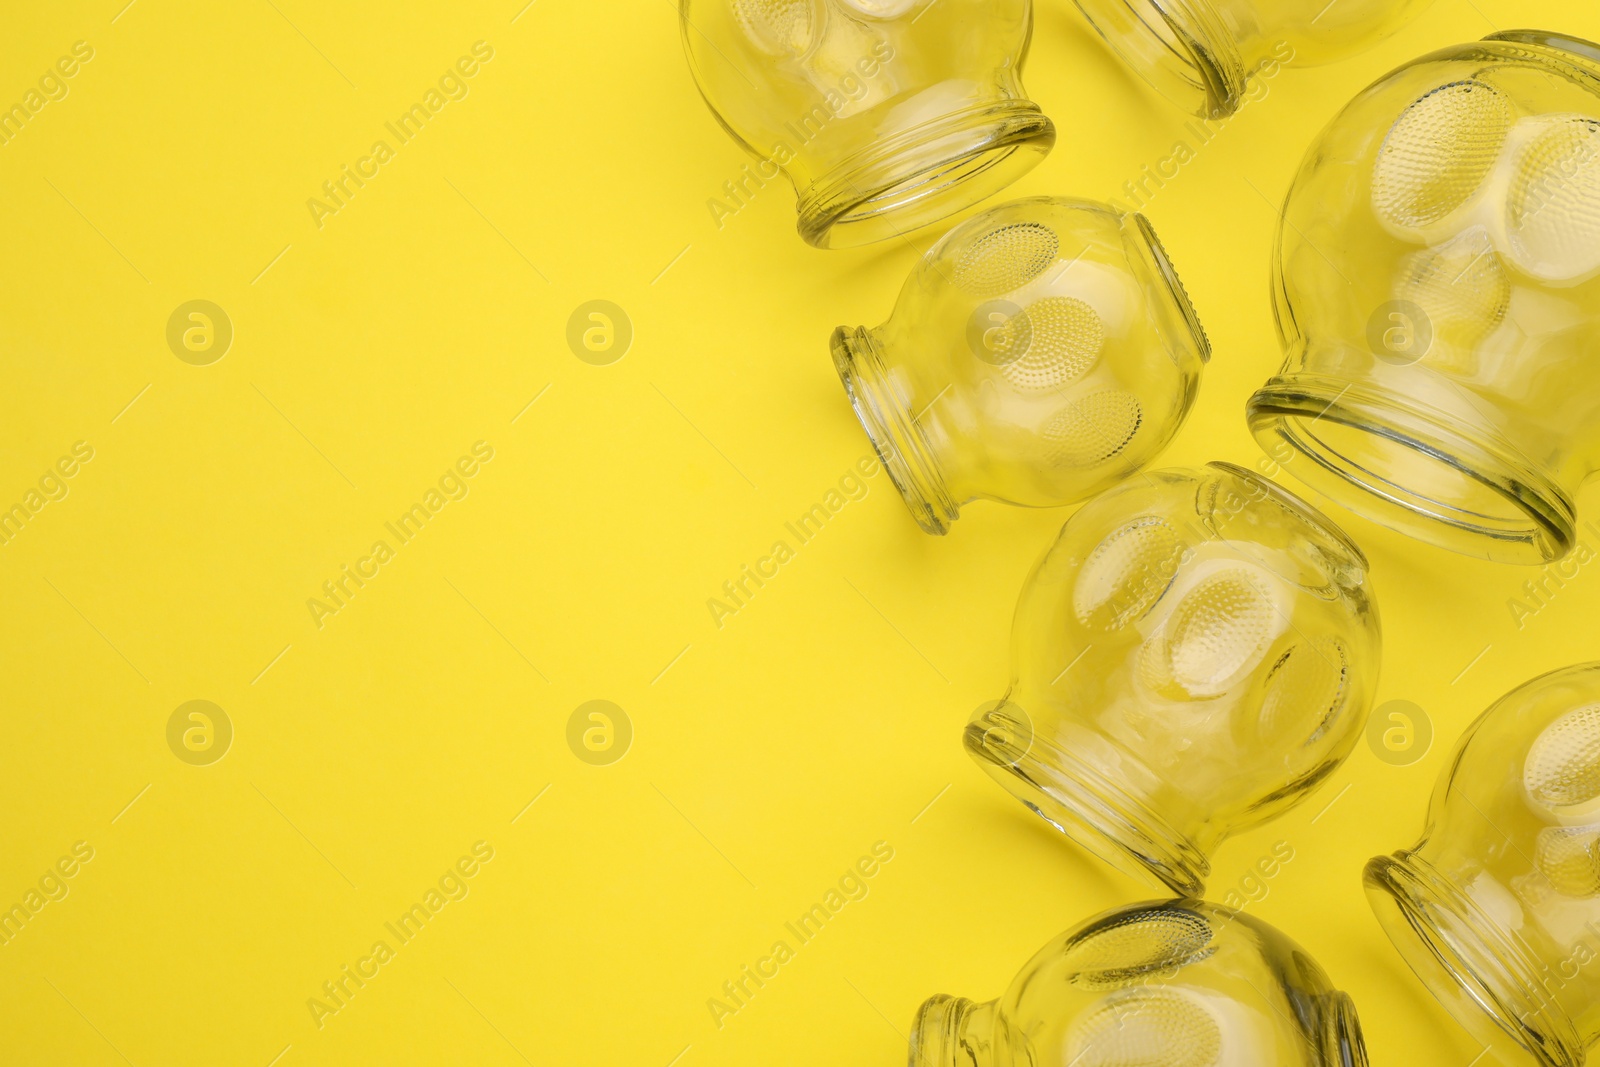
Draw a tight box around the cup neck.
[963,705,1214,895]
[831,325,962,535]
[1073,0,1251,117]
[1364,851,1585,1067]
[910,996,996,1067]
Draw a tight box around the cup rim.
[1247,372,1575,565]
[963,703,1212,895]
[797,101,1055,249]
[1364,851,1584,1067]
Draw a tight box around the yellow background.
[2,0,1599,1064]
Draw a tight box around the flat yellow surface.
[3,1,1600,1064]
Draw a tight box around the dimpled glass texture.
[1071,0,1432,119]
[832,197,1210,534]
[910,899,1369,1067]
[966,464,1380,895]
[1366,663,1600,1067]
[1247,32,1600,565]
[679,0,1054,248]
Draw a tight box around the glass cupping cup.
[912,899,1369,1067]
[1367,663,1600,1067]
[1248,32,1600,565]
[833,197,1209,534]
[680,0,1055,248]
[1073,0,1432,118]
[967,464,1380,895]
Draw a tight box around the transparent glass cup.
[913,898,1369,1067]
[679,0,1055,248]
[833,197,1209,534]
[1247,32,1600,565]
[1367,662,1600,1067]
[967,463,1381,894]
[1072,0,1432,118]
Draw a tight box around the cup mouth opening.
[797,102,1054,249]
[1364,853,1583,1067]
[831,326,959,534]
[963,710,1210,895]
[1247,377,1575,566]
[1073,0,1247,118]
